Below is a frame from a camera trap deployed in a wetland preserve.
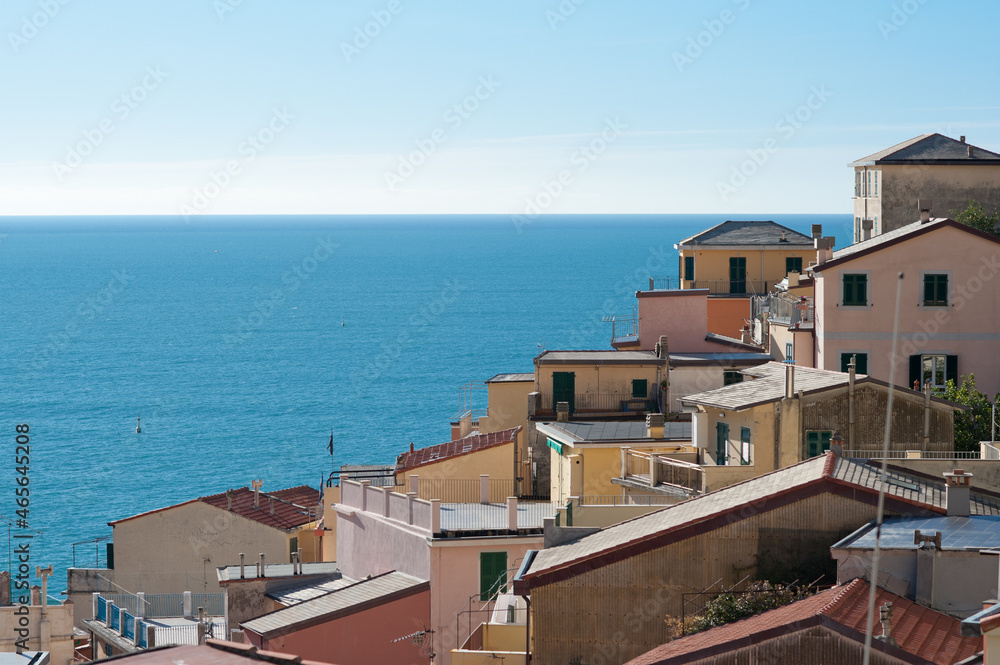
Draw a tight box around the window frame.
[632,379,648,398]
[723,370,744,386]
[839,271,871,309]
[740,427,751,466]
[920,271,951,309]
[785,256,803,276]
[921,354,948,389]
[806,430,833,458]
[684,255,695,281]
[839,351,869,375]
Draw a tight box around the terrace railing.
[538,390,661,417]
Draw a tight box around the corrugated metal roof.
[267,576,356,606]
[625,578,980,665]
[525,454,1000,580]
[396,427,520,472]
[834,515,1000,551]
[676,220,814,247]
[241,571,428,638]
[539,420,691,442]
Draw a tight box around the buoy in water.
[136,416,141,434]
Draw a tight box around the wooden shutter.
[480,552,507,601]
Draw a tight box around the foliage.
[664,581,814,639]
[940,373,998,451]
[952,199,1000,236]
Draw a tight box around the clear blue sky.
[2,0,999,216]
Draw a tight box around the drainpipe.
[923,380,932,452]
[522,594,531,664]
[848,357,856,450]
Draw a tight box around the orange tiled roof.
[396,427,520,472]
[200,485,319,530]
[626,579,981,665]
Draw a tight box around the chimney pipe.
[259,553,266,578]
[876,602,898,647]
[269,495,274,514]
[297,547,304,573]
[785,362,795,400]
[960,135,966,143]
[252,479,262,508]
[918,199,932,223]
[239,553,245,579]
[862,219,873,241]
[944,469,972,517]
[968,145,974,157]
[811,224,822,239]
[226,489,233,511]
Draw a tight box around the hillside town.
[10,133,1000,665]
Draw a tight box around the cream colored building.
[851,133,1000,238]
[0,600,75,665]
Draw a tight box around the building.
[68,484,322,631]
[624,578,981,665]
[811,217,1000,394]
[833,470,1000,619]
[678,361,961,491]
[240,571,431,665]
[217,561,343,633]
[333,479,552,665]
[0,575,75,665]
[851,133,1000,238]
[512,452,1000,665]
[80,637,337,665]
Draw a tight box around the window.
[867,172,872,197]
[855,172,861,197]
[632,379,648,398]
[785,342,793,360]
[289,537,298,562]
[716,422,729,465]
[786,257,803,275]
[874,170,878,197]
[480,551,507,601]
[723,371,744,386]
[840,353,868,375]
[923,274,948,306]
[806,431,833,458]
[740,427,751,465]
[684,255,695,281]
[854,217,861,243]
[909,354,957,390]
[842,273,868,306]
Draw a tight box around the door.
[729,257,746,294]
[480,551,508,601]
[552,372,575,414]
[716,422,729,465]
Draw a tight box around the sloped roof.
[676,220,814,247]
[834,515,1000,551]
[625,578,981,665]
[105,640,335,665]
[110,485,320,531]
[267,576,356,606]
[487,373,534,383]
[813,217,1000,272]
[535,350,664,365]
[396,427,520,472]
[851,133,1000,166]
[539,420,691,442]
[520,453,1000,587]
[240,571,428,639]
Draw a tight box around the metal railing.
[757,293,814,326]
[603,314,639,343]
[154,620,227,647]
[649,276,681,291]
[71,534,113,568]
[539,390,661,416]
[110,603,120,631]
[390,478,519,504]
[841,449,981,460]
[438,501,559,534]
[691,279,770,296]
[624,449,703,494]
[981,442,1000,460]
[574,494,680,506]
[122,612,135,641]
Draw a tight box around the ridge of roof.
[851,133,1000,165]
[396,426,521,472]
[676,220,814,247]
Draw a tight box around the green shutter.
[923,274,948,306]
[786,257,802,275]
[632,379,648,398]
[843,274,867,306]
[740,427,751,465]
[840,353,868,375]
[684,256,695,281]
[806,431,832,458]
[480,552,507,601]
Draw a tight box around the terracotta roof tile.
[626,579,981,665]
[199,485,320,530]
[396,427,520,472]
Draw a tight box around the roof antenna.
[862,272,904,665]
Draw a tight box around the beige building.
[850,133,1000,238]
[68,484,321,630]
[0,589,75,665]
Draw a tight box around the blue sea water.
[0,213,850,593]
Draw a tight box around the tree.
[940,373,998,451]
[952,199,1000,236]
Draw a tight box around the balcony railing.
[92,591,226,650]
[758,293,814,326]
[573,494,680,506]
[690,279,770,297]
[623,449,703,495]
[841,449,981,460]
[390,476,519,504]
[603,315,639,344]
[538,391,661,417]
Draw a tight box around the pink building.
[812,217,1000,394]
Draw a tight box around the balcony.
[617,449,704,497]
[87,591,225,652]
[646,276,771,296]
[758,293,814,327]
[602,314,639,346]
[536,390,661,418]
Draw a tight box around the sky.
[1,0,999,216]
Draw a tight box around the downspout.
[523,594,531,664]
[848,358,856,450]
[923,380,932,452]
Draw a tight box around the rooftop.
[266,576,355,606]
[625,578,981,665]
[240,571,428,639]
[395,426,521,472]
[110,485,320,531]
[676,220,814,247]
[97,639,335,665]
[217,562,341,584]
[851,133,1000,166]
[538,420,691,442]
[486,373,534,383]
[667,352,772,367]
[833,515,1000,551]
[534,350,664,365]
[520,453,1000,585]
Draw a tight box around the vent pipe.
[784,362,795,400]
[239,553,245,579]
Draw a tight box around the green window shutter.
[806,431,833,458]
[724,371,743,386]
[909,355,921,388]
[684,256,695,281]
[843,274,868,306]
[946,355,958,384]
[480,552,507,601]
[923,274,948,306]
[855,354,868,375]
[840,354,851,373]
[632,379,648,398]
[786,257,802,275]
[740,427,751,465]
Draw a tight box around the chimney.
[918,199,932,223]
[269,495,274,514]
[556,402,570,422]
[780,231,787,242]
[655,335,669,360]
[646,413,665,439]
[409,442,415,453]
[784,361,795,400]
[259,553,266,578]
[297,547,304,573]
[252,479,262,508]
[239,553,245,579]
[944,469,972,516]
[226,489,233,510]
[30,584,40,606]
[875,602,899,648]
[811,224,822,239]
[960,135,966,143]
[968,145,974,157]
[914,529,941,607]
[862,219,873,241]
[814,236,835,264]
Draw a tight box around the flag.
[327,429,334,455]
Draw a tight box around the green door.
[552,372,575,415]
[480,551,507,601]
[716,422,729,465]
[729,257,746,294]
[806,431,832,458]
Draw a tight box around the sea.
[0,213,851,594]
